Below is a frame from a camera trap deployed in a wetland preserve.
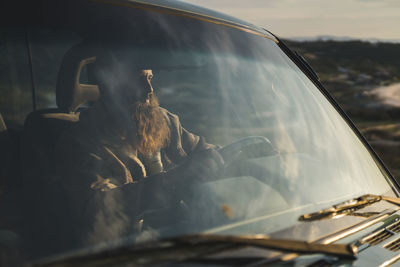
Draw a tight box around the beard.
[129,96,170,155]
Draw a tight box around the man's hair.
[129,96,170,155]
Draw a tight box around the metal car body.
[1,0,400,266]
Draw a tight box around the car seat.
[22,43,99,176]
[0,112,23,197]
[20,42,100,259]
[0,113,26,260]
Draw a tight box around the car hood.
[34,200,400,266]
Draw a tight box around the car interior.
[0,33,283,258]
[0,42,102,258]
[22,42,99,182]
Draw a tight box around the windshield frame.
[93,0,278,41]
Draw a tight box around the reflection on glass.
[0,2,396,263]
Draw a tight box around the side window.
[28,28,81,109]
[0,28,33,129]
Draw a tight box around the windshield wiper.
[34,234,356,266]
[299,194,400,222]
[175,234,357,257]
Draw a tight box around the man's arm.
[161,109,216,165]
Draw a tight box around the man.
[55,53,223,246]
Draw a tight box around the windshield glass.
[0,0,397,262]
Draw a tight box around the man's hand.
[186,149,225,182]
[169,149,225,184]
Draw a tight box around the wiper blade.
[176,234,357,257]
[35,234,356,266]
[299,194,400,222]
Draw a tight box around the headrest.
[56,43,100,113]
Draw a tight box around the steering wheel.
[139,136,281,233]
[140,137,278,230]
[217,136,278,169]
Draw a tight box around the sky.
[180,0,400,42]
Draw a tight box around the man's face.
[132,69,154,104]
[102,67,155,107]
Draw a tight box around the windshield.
[0,0,397,263]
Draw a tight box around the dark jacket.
[55,102,211,245]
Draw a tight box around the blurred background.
[181,0,400,178]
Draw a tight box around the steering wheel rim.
[217,136,277,164]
